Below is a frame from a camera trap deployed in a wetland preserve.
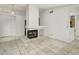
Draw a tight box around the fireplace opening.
[27,30,38,39]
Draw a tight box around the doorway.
[76,15,79,39]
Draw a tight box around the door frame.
[75,13,79,39]
[71,12,79,40]
[69,12,79,40]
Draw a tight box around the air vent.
[50,10,53,14]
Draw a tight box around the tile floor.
[0,36,79,55]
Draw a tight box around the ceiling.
[0,4,67,11]
[0,4,69,15]
[0,4,26,12]
[34,4,66,9]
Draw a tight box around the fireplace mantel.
[26,26,47,30]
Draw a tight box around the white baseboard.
[43,34,74,43]
[0,35,26,42]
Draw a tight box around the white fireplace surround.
[26,5,47,30]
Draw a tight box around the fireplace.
[27,30,38,39]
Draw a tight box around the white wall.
[0,14,25,37]
[40,5,79,42]
[15,15,25,36]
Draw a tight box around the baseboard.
[0,35,26,42]
[43,35,73,43]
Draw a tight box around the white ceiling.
[0,4,69,15]
[34,4,66,9]
[0,4,27,15]
[0,4,67,11]
[0,4,26,12]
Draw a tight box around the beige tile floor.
[0,36,79,55]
